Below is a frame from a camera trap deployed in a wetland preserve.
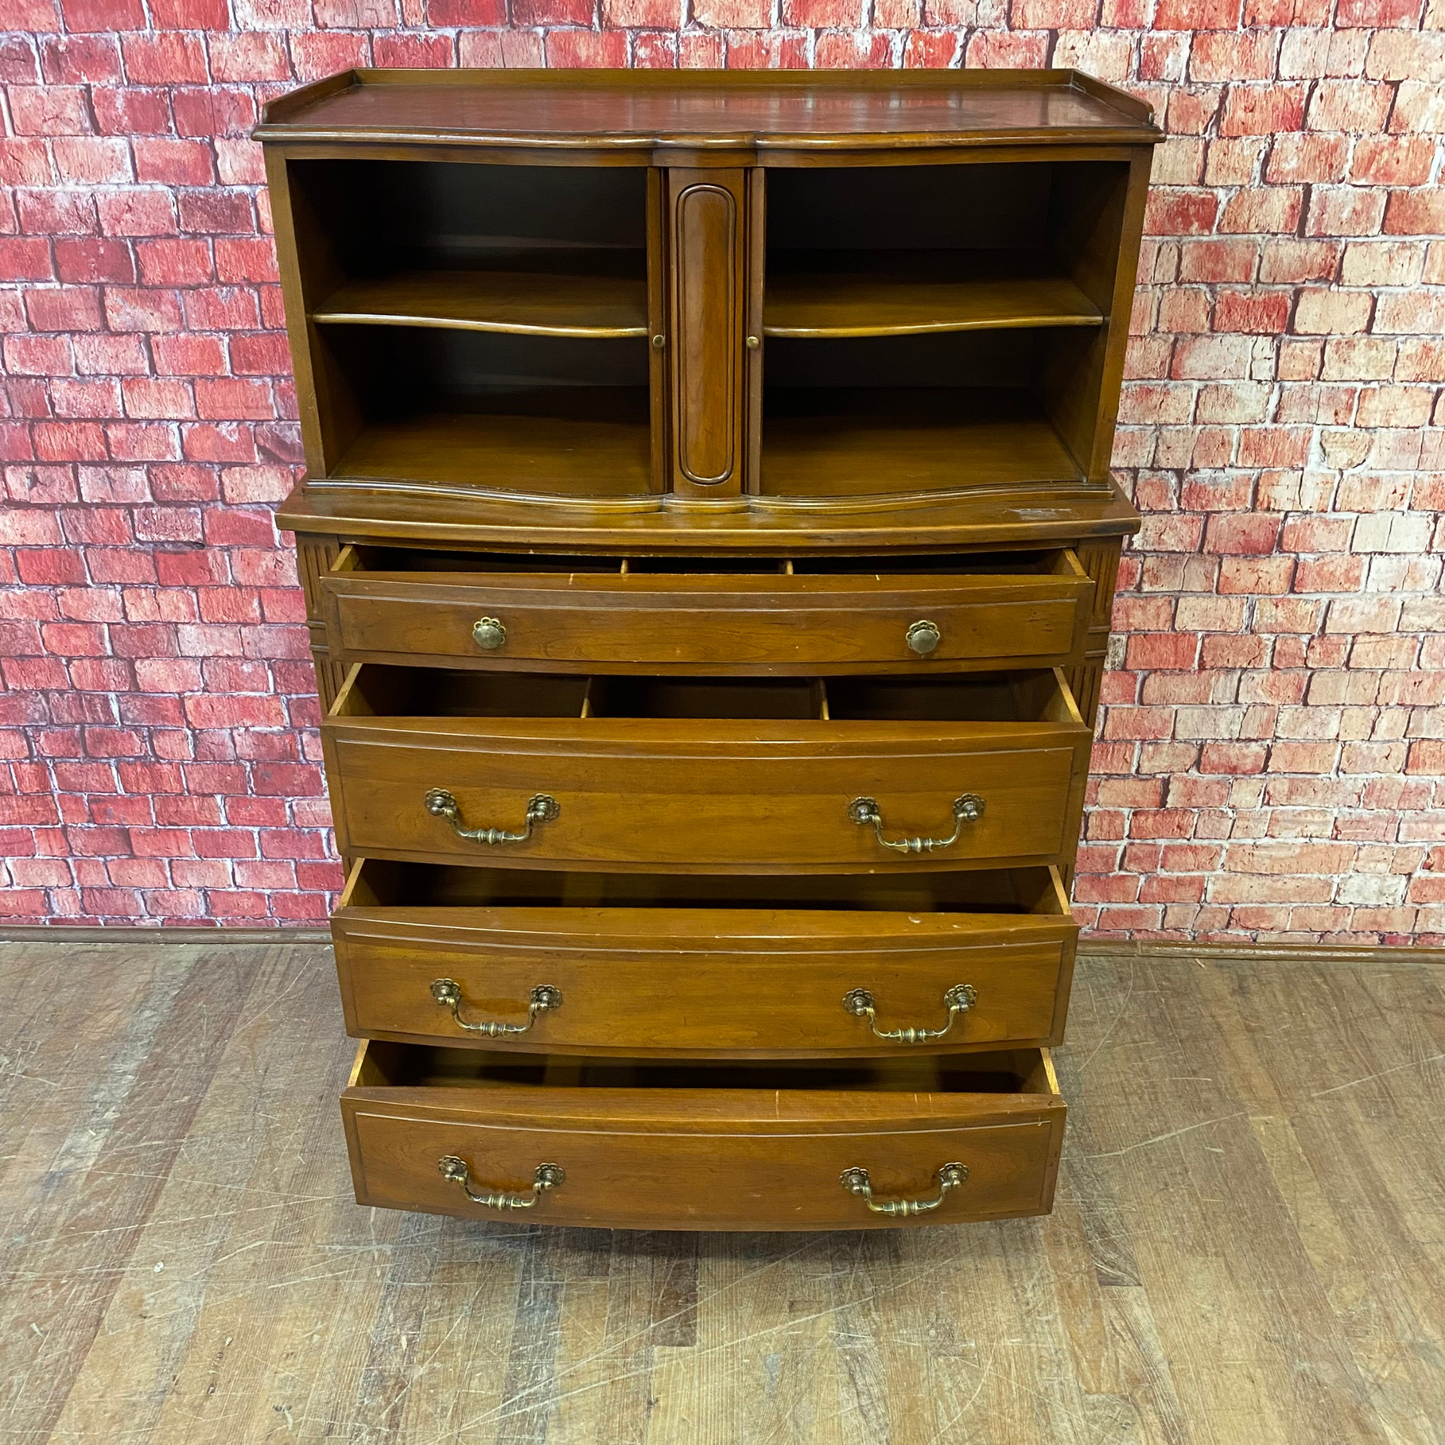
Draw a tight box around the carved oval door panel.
[670,171,746,493]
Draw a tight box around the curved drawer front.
[325,725,1083,871]
[332,864,1078,1055]
[342,1042,1065,1231]
[321,667,1090,873]
[320,563,1093,674]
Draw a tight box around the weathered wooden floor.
[1,937,1442,1445]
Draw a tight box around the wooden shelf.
[763,252,1103,339]
[332,388,653,496]
[760,389,1083,497]
[312,259,648,339]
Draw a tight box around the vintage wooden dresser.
[260,68,1159,1231]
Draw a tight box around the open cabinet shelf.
[762,251,1103,340]
[312,257,649,339]
[333,392,653,497]
[760,388,1083,497]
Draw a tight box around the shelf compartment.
[319,325,654,497]
[763,250,1102,339]
[760,387,1082,498]
[312,260,648,340]
[334,393,652,498]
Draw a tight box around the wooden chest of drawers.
[263,67,1158,1230]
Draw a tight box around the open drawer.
[319,666,1091,873]
[319,544,1093,675]
[341,1041,1066,1230]
[333,860,1078,1057]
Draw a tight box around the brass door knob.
[906,620,941,655]
[472,616,506,650]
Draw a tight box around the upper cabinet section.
[255,68,1161,156]
[261,70,1161,526]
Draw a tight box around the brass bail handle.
[430,979,561,1037]
[437,1157,565,1210]
[848,794,984,854]
[839,1162,968,1217]
[843,983,977,1043]
[424,789,559,846]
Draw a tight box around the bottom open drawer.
[341,1041,1065,1231]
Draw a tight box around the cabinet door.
[666,168,751,497]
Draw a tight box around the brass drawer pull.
[424,789,559,845]
[437,1157,564,1210]
[839,1162,967,1217]
[430,979,561,1036]
[905,619,941,655]
[472,617,506,650]
[848,794,984,854]
[843,983,977,1043]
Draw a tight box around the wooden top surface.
[276,477,1142,547]
[256,69,1162,152]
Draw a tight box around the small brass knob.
[746,335,760,350]
[472,616,506,651]
[906,619,940,656]
[651,334,666,350]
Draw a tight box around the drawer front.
[323,723,1086,872]
[341,1052,1065,1232]
[332,902,1077,1056]
[320,570,1093,674]
[345,1113,1061,1231]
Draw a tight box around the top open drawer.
[319,545,1093,676]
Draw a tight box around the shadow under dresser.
[259,66,1160,1230]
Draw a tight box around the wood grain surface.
[275,469,1144,552]
[763,251,1103,339]
[312,265,650,339]
[320,667,1091,874]
[331,859,1077,1057]
[2,938,1440,1442]
[318,559,1093,675]
[333,396,654,497]
[668,171,747,495]
[332,860,1076,1059]
[758,388,1085,497]
[255,68,1162,152]
[342,1041,1066,1231]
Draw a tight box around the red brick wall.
[1,5,1441,939]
